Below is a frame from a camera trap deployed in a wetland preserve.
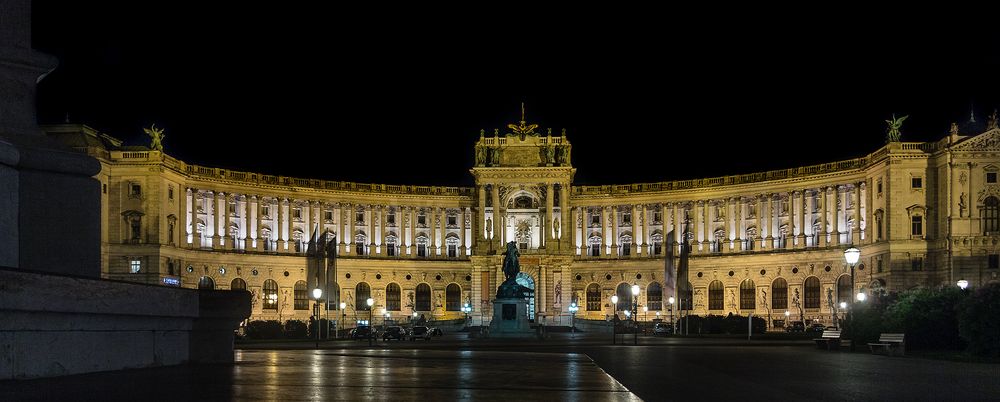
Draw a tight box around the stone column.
[673,203,682,254]
[241,195,251,250]
[478,185,487,245]
[369,205,377,254]
[573,206,581,255]
[546,183,555,246]
[276,198,287,252]
[376,205,385,255]
[818,189,827,247]
[252,196,261,251]
[692,201,702,254]
[439,207,447,256]
[461,207,469,256]
[208,191,220,249]
[610,206,619,257]
[560,183,570,250]
[183,188,193,247]
[406,206,414,256]
[830,186,840,246]
[632,204,641,258]
[858,183,867,243]
[735,197,744,251]
[794,191,805,248]
[491,185,501,251]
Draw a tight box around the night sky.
[31,4,1000,187]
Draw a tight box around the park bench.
[868,333,905,356]
[813,329,842,350]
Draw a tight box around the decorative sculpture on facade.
[989,109,999,131]
[885,114,908,143]
[144,124,166,151]
[508,102,539,140]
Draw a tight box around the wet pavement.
[0,349,638,401]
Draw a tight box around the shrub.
[284,320,308,339]
[842,301,883,346]
[246,320,283,339]
[881,287,966,350]
[958,283,1000,357]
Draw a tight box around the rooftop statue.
[144,124,166,151]
[885,114,908,142]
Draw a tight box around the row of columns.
[571,183,868,257]
[479,183,570,252]
[181,188,471,257]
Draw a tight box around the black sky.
[31,4,1000,187]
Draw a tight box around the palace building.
[45,112,1000,328]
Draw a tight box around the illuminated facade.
[46,114,1000,327]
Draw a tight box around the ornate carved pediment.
[978,185,1000,202]
[953,129,1000,151]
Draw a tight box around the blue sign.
[162,277,180,286]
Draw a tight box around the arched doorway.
[198,276,215,290]
[515,272,535,320]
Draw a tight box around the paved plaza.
[3,333,999,401]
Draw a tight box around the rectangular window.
[387,213,396,225]
[356,243,365,255]
[653,241,662,256]
[448,244,457,258]
[168,187,174,200]
[912,177,922,189]
[130,259,141,273]
[103,183,107,194]
[417,245,427,257]
[988,172,998,184]
[911,216,923,236]
[911,257,923,271]
[591,215,600,225]
[622,212,631,225]
[418,215,426,226]
[129,183,142,197]
[356,211,365,223]
[877,257,883,273]
[990,254,999,269]
[263,206,271,217]
[448,216,457,226]
[325,211,333,221]
[877,179,883,194]
[293,208,302,219]
[387,244,396,257]
[653,211,662,223]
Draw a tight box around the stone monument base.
[487,297,536,338]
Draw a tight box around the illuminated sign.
[162,277,180,286]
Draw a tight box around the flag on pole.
[663,230,676,301]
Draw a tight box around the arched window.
[355,233,367,255]
[589,234,602,257]
[446,283,461,311]
[984,196,1000,233]
[586,283,601,311]
[355,282,371,311]
[804,277,820,309]
[646,282,662,311]
[740,279,755,310]
[230,278,247,291]
[615,283,633,312]
[837,275,852,305]
[198,276,215,290]
[620,234,632,256]
[771,278,787,310]
[415,283,431,311]
[385,234,398,257]
[650,231,663,256]
[294,280,308,310]
[416,235,429,257]
[446,235,460,258]
[262,279,278,310]
[708,280,724,310]
[386,283,401,311]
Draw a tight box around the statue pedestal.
[488,297,535,338]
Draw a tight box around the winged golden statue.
[144,124,166,151]
[885,114,908,142]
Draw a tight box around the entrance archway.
[515,272,535,321]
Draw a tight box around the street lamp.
[312,288,322,348]
[631,284,640,346]
[838,301,847,329]
[610,295,618,345]
[339,302,346,339]
[668,296,675,334]
[366,298,374,346]
[568,302,579,339]
[844,247,861,334]
[461,303,472,330]
[784,310,790,329]
[642,305,648,323]
[957,280,969,290]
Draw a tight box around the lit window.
[130,259,141,273]
[911,177,922,189]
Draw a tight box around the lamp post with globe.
[631,284,640,345]
[366,298,374,346]
[610,295,618,345]
[339,302,346,339]
[568,302,579,339]
[668,296,675,334]
[312,288,322,348]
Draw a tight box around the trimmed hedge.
[245,320,310,339]
[958,283,1000,357]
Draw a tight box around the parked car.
[382,326,407,341]
[652,322,673,336]
[430,327,443,336]
[808,323,827,333]
[785,321,805,332]
[409,326,432,341]
[350,326,373,340]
